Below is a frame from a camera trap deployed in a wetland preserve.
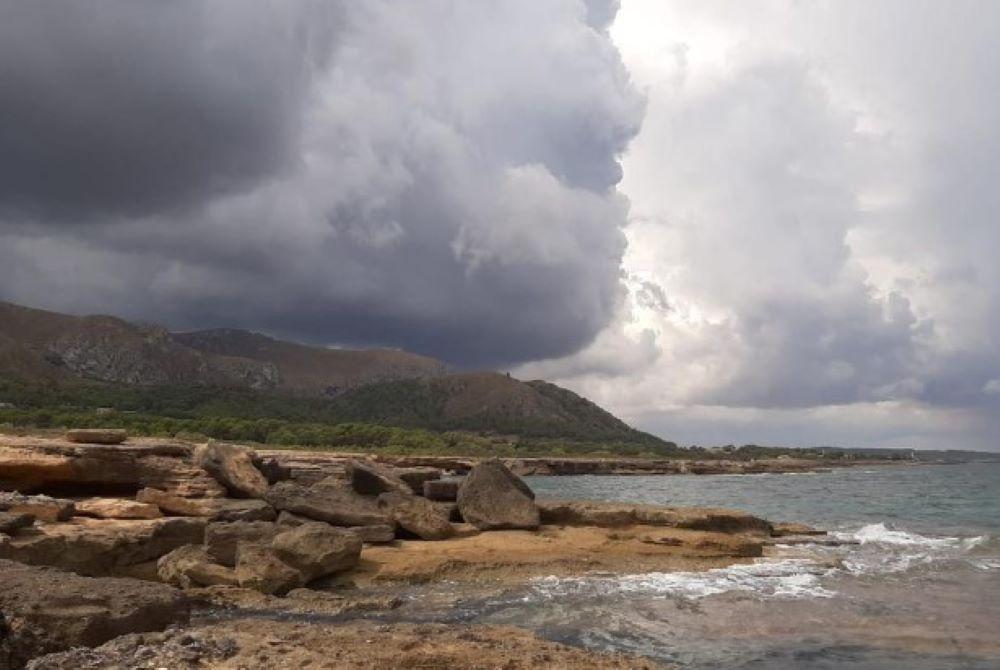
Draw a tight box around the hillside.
[0,301,445,394]
[0,301,672,450]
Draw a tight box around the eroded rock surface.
[64,429,127,445]
[264,480,389,527]
[204,521,279,567]
[378,491,454,540]
[0,559,191,669]
[194,442,269,499]
[271,522,362,582]
[74,498,162,520]
[347,460,411,496]
[157,545,238,589]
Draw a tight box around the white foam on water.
[970,558,1000,571]
[530,558,837,602]
[832,523,988,575]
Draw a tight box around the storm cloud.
[0,0,641,366]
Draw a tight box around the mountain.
[0,301,669,447]
[0,301,445,393]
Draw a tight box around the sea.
[386,463,1000,669]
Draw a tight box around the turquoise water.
[468,464,1000,669]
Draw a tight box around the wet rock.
[235,544,301,595]
[0,558,191,668]
[157,545,238,589]
[74,498,162,520]
[204,521,280,567]
[265,480,389,527]
[194,443,268,499]
[423,478,461,501]
[0,512,34,534]
[0,517,206,577]
[457,459,539,530]
[771,522,826,537]
[377,492,455,540]
[394,467,443,495]
[64,429,127,445]
[271,522,362,582]
[0,492,74,522]
[347,460,411,496]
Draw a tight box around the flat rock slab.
[136,488,275,521]
[0,492,74,522]
[64,429,128,445]
[74,498,162,520]
[0,558,191,669]
[347,460,412,496]
[537,500,773,535]
[0,512,35,534]
[423,478,461,501]
[0,517,206,577]
[265,479,389,527]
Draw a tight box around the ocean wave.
[837,523,985,549]
[529,559,837,601]
[831,523,988,575]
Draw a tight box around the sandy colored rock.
[235,544,301,595]
[377,491,455,540]
[0,492,74,522]
[28,620,661,670]
[423,477,461,501]
[457,459,539,530]
[157,545,238,589]
[74,498,162,520]
[195,442,269,499]
[264,479,389,526]
[538,500,774,535]
[0,558,191,669]
[136,488,274,521]
[205,521,279,567]
[771,521,826,537]
[347,459,412,496]
[271,522,362,582]
[276,512,395,544]
[64,428,127,445]
[0,516,206,576]
[355,524,763,586]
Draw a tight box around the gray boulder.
[457,459,539,530]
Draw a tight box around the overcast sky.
[1,1,998,450]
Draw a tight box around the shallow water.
[382,463,1000,669]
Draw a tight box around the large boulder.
[74,498,162,520]
[271,522,362,582]
[0,492,74,522]
[265,480,389,527]
[346,460,411,496]
[194,443,269,499]
[0,517,206,577]
[157,545,238,589]
[235,544,301,595]
[377,492,455,540]
[0,559,191,668]
[64,429,127,445]
[204,521,280,567]
[457,459,539,531]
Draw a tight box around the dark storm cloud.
[0,0,333,220]
[0,1,642,367]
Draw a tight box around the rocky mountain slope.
[0,301,445,394]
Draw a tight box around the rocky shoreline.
[0,431,832,669]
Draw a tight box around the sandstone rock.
[64,429,127,445]
[537,500,773,535]
[205,521,280,567]
[347,460,411,496]
[0,517,206,577]
[457,459,539,531]
[0,558,191,668]
[0,492,75,522]
[276,512,395,544]
[265,480,389,527]
[452,522,480,538]
[0,512,34,534]
[394,467,443,495]
[423,478,461,501]
[235,544,301,595]
[271,522,362,582]
[377,492,455,540]
[194,442,269,499]
[74,498,162,520]
[157,545,238,589]
[136,488,275,521]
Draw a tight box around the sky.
[1,1,998,451]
